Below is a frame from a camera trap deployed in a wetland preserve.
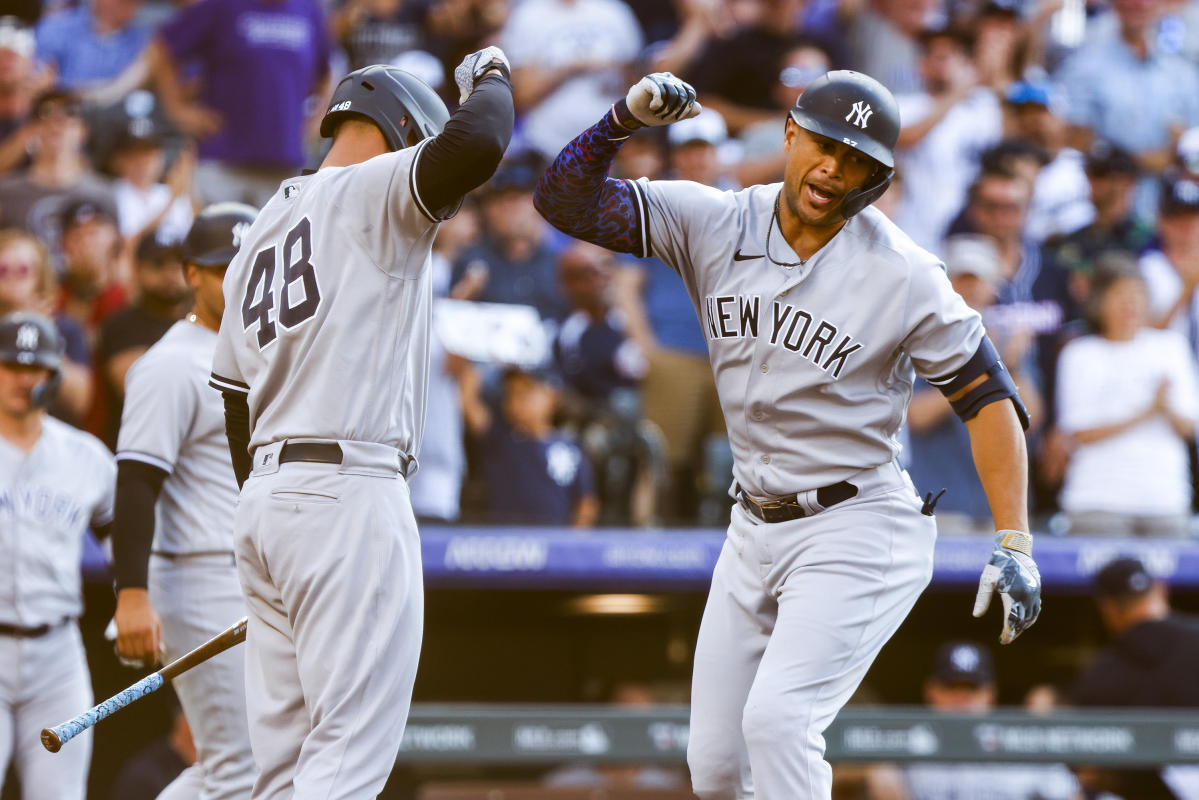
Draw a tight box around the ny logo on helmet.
[16,324,38,351]
[845,101,873,129]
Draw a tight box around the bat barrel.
[40,673,165,752]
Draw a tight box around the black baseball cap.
[1085,139,1138,177]
[59,198,117,231]
[1093,557,1156,599]
[930,641,995,687]
[1160,173,1199,216]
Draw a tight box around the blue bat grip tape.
[52,673,164,746]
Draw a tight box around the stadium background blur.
[4,0,1199,796]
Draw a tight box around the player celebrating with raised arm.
[0,312,115,800]
[208,51,514,800]
[534,70,1042,800]
[111,204,259,800]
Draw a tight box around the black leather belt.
[279,442,343,465]
[276,442,413,478]
[0,619,67,638]
[738,481,858,523]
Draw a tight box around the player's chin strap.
[841,165,895,219]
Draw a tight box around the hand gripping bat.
[41,616,247,752]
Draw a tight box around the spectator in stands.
[498,0,642,158]
[1002,79,1094,244]
[1042,140,1153,327]
[665,108,738,190]
[899,641,1080,800]
[332,0,430,71]
[56,198,127,340]
[34,0,149,92]
[907,234,1042,533]
[0,17,44,170]
[0,228,90,421]
[0,88,116,259]
[845,0,938,95]
[146,0,331,206]
[107,120,194,245]
[1054,0,1199,213]
[893,25,1001,252]
[553,240,656,525]
[1179,125,1199,179]
[450,159,568,321]
[460,362,598,527]
[969,0,1027,91]
[1141,173,1199,358]
[1071,556,1199,800]
[89,234,187,449]
[686,0,815,135]
[1056,258,1198,537]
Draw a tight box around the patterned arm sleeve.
[533,107,646,256]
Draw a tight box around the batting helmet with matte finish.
[181,202,259,268]
[0,311,64,407]
[320,65,450,152]
[789,70,900,218]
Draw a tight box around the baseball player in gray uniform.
[534,70,1043,799]
[0,311,115,800]
[208,51,513,800]
[111,203,260,800]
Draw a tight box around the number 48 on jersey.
[242,217,322,349]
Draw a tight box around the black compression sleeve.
[222,391,253,490]
[111,459,168,591]
[415,73,514,214]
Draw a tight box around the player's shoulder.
[128,322,205,378]
[843,206,942,274]
[42,417,114,467]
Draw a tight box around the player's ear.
[783,117,799,153]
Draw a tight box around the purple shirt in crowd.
[159,0,330,169]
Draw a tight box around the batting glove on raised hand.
[455,46,511,104]
[973,530,1042,645]
[617,72,702,129]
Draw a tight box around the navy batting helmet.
[789,70,900,218]
[0,311,64,408]
[181,202,259,268]
[320,65,450,152]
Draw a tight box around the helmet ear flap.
[842,167,894,218]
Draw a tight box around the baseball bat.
[41,616,248,753]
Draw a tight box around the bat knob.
[41,728,63,753]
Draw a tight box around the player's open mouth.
[805,182,839,207]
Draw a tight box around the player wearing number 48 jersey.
[209,50,514,800]
[534,70,1043,799]
[111,203,259,800]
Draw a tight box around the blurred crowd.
[3,0,1199,535]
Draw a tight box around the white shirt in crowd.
[1025,148,1094,244]
[1056,328,1199,516]
[1141,248,1199,355]
[893,87,1002,253]
[113,179,195,243]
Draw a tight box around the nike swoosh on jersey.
[733,249,764,261]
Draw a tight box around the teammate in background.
[110,204,258,799]
[209,52,513,799]
[534,70,1042,799]
[0,311,115,800]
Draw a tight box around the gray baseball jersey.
[629,179,985,498]
[117,320,238,554]
[210,142,439,464]
[0,418,114,627]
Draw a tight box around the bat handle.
[41,672,165,753]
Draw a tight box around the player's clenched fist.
[617,72,702,129]
[454,45,511,104]
[973,530,1042,644]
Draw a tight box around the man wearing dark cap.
[857,640,1079,799]
[56,197,126,337]
[90,233,189,448]
[1070,556,1199,799]
[1139,174,1199,357]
